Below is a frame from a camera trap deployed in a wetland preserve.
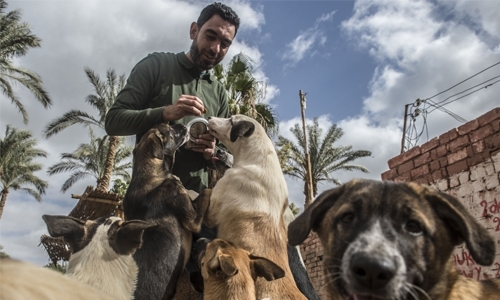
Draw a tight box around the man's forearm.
[105,106,164,136]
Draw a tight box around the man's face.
[189,14,236,71]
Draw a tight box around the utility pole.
[299,90,314,208]
[400,104,410,154]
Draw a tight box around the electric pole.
[299,90,314,208]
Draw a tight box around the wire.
[424,61,500,101]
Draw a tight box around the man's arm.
[105,55,163,136]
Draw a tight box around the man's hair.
[197,2,240,36]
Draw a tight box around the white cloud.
[281,10,336,66]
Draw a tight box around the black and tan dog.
[288,179,500,300]
[123,123,211,300]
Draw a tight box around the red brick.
[448,148,468,164]
[492,118,500,132]
[472,140,485,154]
[414,152,432,167]
[484,132,500,151]
[436,144,448,158]
[429,160,441,172]
[411,164,429,179]
[413,176,431,185]
[394,172,411,182]
[470,125,493,143]
[381,168,398,181]
[431,169,447,182]
[439,128,458,145]
[389,146,422,168]
[398,160,414,174]
[420,137,440,153]
[439,157,448,167]
[467,153,487,167]
[446,159,469,177]
[477,107,500,127]
[457,119,479,135]
[448,135,470,152]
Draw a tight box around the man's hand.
[191,133,216,160]
[162,95,206,122]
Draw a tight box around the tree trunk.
[97,135,118,192]
[0,188,9,220]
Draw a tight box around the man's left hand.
[192,133,216,160]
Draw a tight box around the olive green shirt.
[105,52,229,192]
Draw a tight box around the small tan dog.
[207,115,306,299]
[288,179,500,300]
[191,238,285,300]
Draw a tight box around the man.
[105,2,239,194]
[105,3,239,297]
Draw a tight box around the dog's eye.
[341,212,355,224]
[405,220,423,235]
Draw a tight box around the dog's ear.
[415,184,496,266]
[219,254,239,277]
[42,215,85,239]
[111,220,156,255]
[249,254,285,281]
[230,120,255,142]
[288,184,347,246]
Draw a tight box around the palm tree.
[43,67,125,192]
[214,53,279,136]
[276,118,372,207]
[0,0,51,124]
[47,128,132,193]
[0,125,48,219]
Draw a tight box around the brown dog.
[288,179,499,300]
[123,123,211,300]
[207,115,306,299]
[191,238,285,300]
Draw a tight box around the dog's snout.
[350,252,396,289]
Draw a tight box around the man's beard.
[190,39,220,71]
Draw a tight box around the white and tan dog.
[207,114,306,300]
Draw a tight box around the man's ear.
[190,22,198,39]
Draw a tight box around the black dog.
[123,123,211,300]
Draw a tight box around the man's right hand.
[162,95,206,122]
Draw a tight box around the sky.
[1,0,499,266]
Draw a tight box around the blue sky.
[1,0,499,266]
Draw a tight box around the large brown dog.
[288,179,500,300]
[207,115,307,299]
[123,123,211,300]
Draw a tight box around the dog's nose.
[349,252,396,289]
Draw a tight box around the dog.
[123,123,211,300]
[207,145,320,300]
[207,114,307,299]
[288,179,500,300]
[0,259,112,300]
[5,215,153,300]
[190,238,285,300]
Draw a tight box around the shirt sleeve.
[105,55,165,136]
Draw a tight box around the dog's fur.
[207,115,307,299]
[288,179,500,300]
[0,258,112,300]
[190,238,285,300]
[123,123,211,300]
[42,215,153,300]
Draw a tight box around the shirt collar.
[177,52,213,83]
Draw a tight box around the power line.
[424,61,500,101]
[401,61,500,152]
